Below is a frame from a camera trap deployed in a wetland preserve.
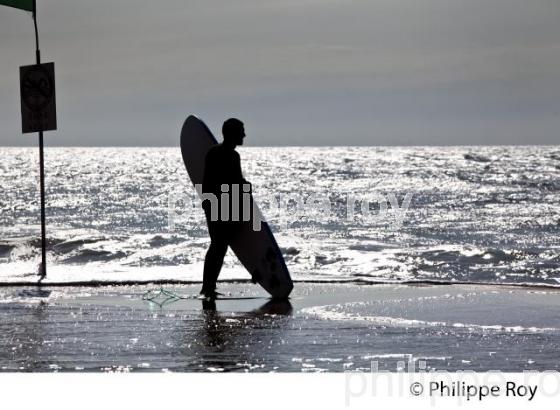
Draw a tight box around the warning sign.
[20,62,57,133]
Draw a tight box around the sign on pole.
[20,62,57,133]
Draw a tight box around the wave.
[0,243,15,259]
[303,305,559,334]
[147,235,186,247]
[0,233,191,264]
[420,247,519,264]
[302,294,560,334]
[61,249,128,264]
[1,234,559,289]
[464,153,493,163]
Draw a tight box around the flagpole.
[33,0,40,63]
[33,0,47,280]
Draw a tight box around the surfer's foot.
[199,289,223,299]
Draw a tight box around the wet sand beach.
[1,282,559,372]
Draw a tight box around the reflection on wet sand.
[1,299,49,371]
[191,298,293,371]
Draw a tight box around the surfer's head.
[222,118,245,146]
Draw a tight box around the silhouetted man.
[200,118,250,298]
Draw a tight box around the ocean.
[1,146,559,287]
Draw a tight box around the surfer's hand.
[202,201,210,213]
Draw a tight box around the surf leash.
[141,287,188,308]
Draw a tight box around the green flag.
[0,0,34,12]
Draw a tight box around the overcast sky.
[1,0,559,146]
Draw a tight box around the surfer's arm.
[239,173,251,192]
[233,151,250,185]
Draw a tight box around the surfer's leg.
[202,240,227,292]
[201,221,228,294]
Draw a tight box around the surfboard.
[180,115,293,299]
